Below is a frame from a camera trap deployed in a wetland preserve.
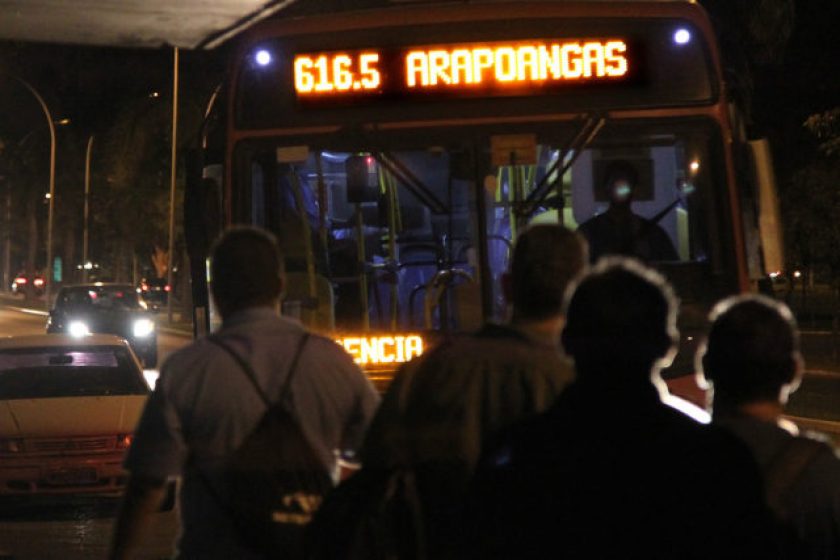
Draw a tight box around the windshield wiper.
[372,151,448,215]
[518,113,607,220]
[337,125,449,214]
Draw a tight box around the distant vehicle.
[11,273,45,296]
[138,277,170,311]
[46,283,158,368]
[0,334,149,497]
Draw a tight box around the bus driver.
[577,160,678,263]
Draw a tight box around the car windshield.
[0,346,148,399]
[57,286,143,311]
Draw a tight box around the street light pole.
[166,47,180,325]
[82,135,93,283]
[11,77,56,309]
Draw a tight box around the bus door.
[233,138,485,339]
[478,117,740,378]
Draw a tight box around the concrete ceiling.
[0,0,298,49]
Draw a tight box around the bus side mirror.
[345,155,379,203]
[748,138,784,276]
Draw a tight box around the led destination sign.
[337,335,425,366]
[294,39,630,99]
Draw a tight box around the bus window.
[235,141,483,335]
[481,119,735,313]
[234,117,734,340]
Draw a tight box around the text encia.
[337,335,424,366]
[294,39,628,96]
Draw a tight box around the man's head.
[505,224,587,321]
[701,295,802,406]
[562,258,678,380]
[604,160,638,208]
[210,226,284,319]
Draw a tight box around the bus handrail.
[424,268,475,329]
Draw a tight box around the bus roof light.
[673,29,691,46]
[255,49,272,67]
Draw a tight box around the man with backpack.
[339,224,587,559]
[699,294,840,559]
[109,226,379,559]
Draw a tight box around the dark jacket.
[470,378,782,559]
[360,323,573,557]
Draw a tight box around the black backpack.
[306,465,428,560]
[202,333,333,558]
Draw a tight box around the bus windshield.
[233,116,737,337]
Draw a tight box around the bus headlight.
[133,318,155,338]
[69,321,91,338]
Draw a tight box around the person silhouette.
[468,258,779,559]
[700,295,840,560]
[578,160,678,262]
[109,227,379,560]
[353,224,588,559]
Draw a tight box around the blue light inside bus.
[255,49,272,66]
[673,29,691,46]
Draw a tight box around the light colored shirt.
[360,323,573,557]
[362,323,572,472]
[715,414,840,560]
[126,306,380,559]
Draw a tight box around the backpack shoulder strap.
[765,436,825,516]
[196,333,312,520]
[206,333,310,410]
[278,333,311,402]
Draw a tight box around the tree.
[90,49,223,287]
[701,0,795,123]
[805,108,840,157]
[783,160,840,273]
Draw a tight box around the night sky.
[751,0,840,173]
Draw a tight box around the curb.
[5,305,48,317]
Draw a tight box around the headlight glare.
[133,318,155,338]
[69,321,90,338]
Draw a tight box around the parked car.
[138,277,170,311]
[0,334,149,497]
[46,283,158,368]
[11,273,45,296]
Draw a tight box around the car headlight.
[68,320,91,337]
[133,318,155,338]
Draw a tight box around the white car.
[0,334,149,496]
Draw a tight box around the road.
[0,301,189,368]
[0,303,189,559]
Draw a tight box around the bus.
[186,0,783,394]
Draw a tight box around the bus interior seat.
[395,242,438,327]
[423,268,480,331]
[283,271,335,333]
[452,278,482,332]
[399,204,431,233]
